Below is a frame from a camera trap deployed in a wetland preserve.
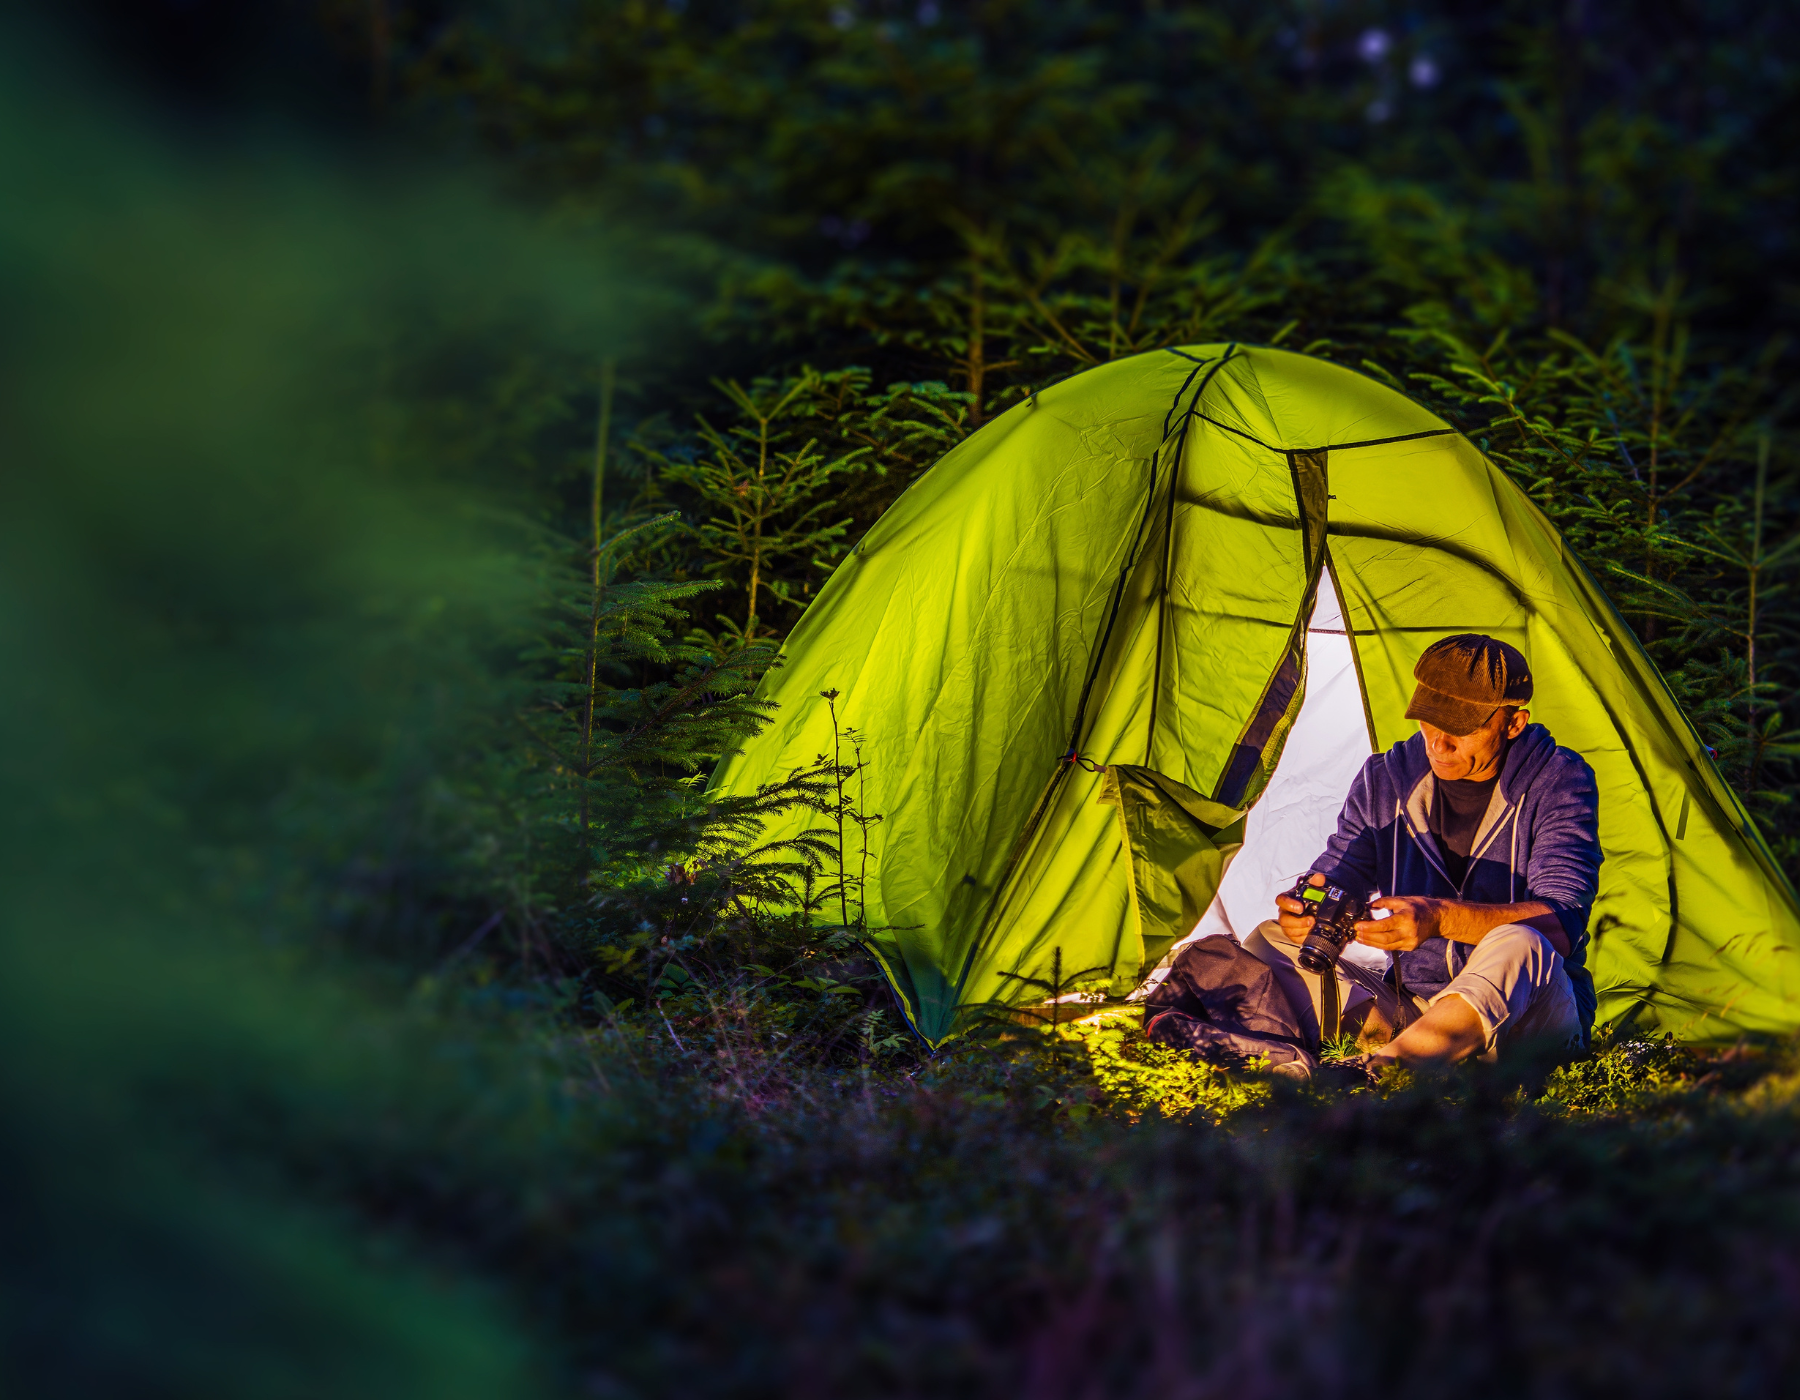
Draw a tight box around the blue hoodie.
[1311,723,1602,1032]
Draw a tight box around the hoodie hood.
[1309,719,1603,1034]
[1383,723,1561,898]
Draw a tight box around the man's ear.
[1508,708,1531,739]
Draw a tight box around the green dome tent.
[709,344,1800,1046]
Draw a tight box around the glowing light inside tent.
[1174,570,1387,974]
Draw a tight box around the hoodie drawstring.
[1392,797,1400,896]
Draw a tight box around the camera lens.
[1298,942,1334,974]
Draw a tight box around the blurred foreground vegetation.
[10,3,1800,1395]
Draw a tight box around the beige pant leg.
[1430,922,1579,1055]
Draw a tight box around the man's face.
[1419,707,1529,781]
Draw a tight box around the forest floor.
[401,966,1800,1398]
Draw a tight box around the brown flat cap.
[1404,634,1533,736]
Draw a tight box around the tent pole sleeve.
[953,353,1235,1009]
[1141,351,1237,763]
[1325,543,1380,756]
[1212,450,1331,809]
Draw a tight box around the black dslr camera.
[1284,876,1370,975]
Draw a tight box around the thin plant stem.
[824,690,849,929]
[1749,429,1768,788]
[855,736,870,933]
[966,242,987,427]
[747,404,768,638]
[578,361,618,855]
[593,358,615,588]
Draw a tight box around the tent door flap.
[1099,764,1246,994]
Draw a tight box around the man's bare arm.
[1355,898,1568,957]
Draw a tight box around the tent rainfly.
[708,345,1800,1047]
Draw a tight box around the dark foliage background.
[10,2,1800,1396]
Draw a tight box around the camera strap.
[1315,966,1340,1047]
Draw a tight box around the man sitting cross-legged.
[1144,634,1600,1078]
[1276,633,1600,1070]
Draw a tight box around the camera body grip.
[1285,876,1370,975]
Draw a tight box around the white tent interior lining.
[1137,570,1389,1003]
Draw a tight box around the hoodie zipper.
[1398,770,1524,982]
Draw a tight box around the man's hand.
[1354,897,1570,957]
[1354,895,1442,952]
[1278,883,1569,958]
[1272,871,1326,944]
